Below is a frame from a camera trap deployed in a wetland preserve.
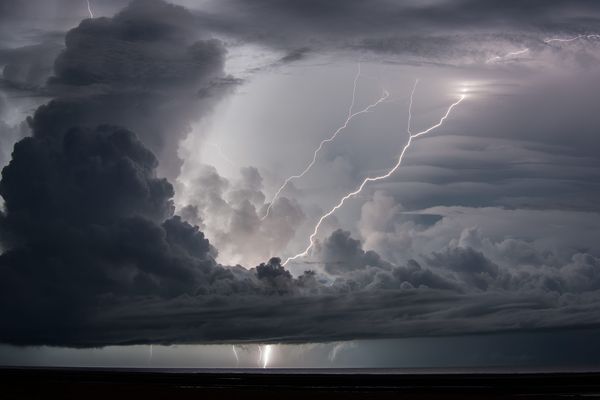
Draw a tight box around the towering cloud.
[0,0,599,349]
[0,0,234,345]
[43,0,232,179]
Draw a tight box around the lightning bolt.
[407,79,419,134]
[486,48,529,64]
[257,345,263,367]
[232,345,240,365]
[260,345,272,368]
[148,344,153,365]
[260,64,389,220]
[544,34,600,44]
[86,0,94,18]
[283,87,465,266]
[348,63,362,120]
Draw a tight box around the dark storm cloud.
[316,229,393,275]
[58,228,599,347]
[0,120,28,171]
[1,0,600,348]
[0,42,63,89]
[38,0,232,179]
[278,47,311,64]
[427,246,500,291]
[0,0,237,346]
[0,123,221,344]
[196,0,600,59]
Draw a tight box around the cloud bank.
[0,0,599,347]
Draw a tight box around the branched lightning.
[86,0,94,18]
[544,34,600,44]
[484,34,600,65]
[260,64,389,220]
[486,48,529,63]
[283,88,465,266]
[257,344,273,368]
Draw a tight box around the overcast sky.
[1,0,600,369]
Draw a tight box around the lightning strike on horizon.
[486,48,529,63]
[232,345,240,365]
[86,0,94,18]
[260,64,389,220]
[257,345,263,367]
[283,90,466,266]
[260,345,272,368]
[148,344,153,364]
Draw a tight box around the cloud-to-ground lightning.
[260,64,389,220]
[486,48,529,63]
[86,0,94,18]
[544,34,600,44]
[232,345,240,365]
[257,345,262,367]
[283,88,465,266]
[259,344,272,368]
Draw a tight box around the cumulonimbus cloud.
[1,0,600,348]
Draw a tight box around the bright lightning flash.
[261,64,389,220]
[544,34,600,44]
[262,345,272,368]
[407,79,419,134]
[257,344,273,368]
[283,88,465,266]
[232,345,240,365]
[486,48,529,64]
[86,0,94,18]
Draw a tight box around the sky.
[0,0,600,369]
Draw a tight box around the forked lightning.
[283,86,465,266]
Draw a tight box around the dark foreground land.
[1,367,600,399]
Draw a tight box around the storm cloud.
[0,0,600,349]
[40,0,232,179]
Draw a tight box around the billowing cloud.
[38,0,233,179]
[0,0,600,349]
[176,164,306,266]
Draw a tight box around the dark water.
[3,366,600,399]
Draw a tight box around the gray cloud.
[1,0,600,349]
[189,0,600,67]
[176,164,306,266]
[0,42,63,89]
[35,0,234,180]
